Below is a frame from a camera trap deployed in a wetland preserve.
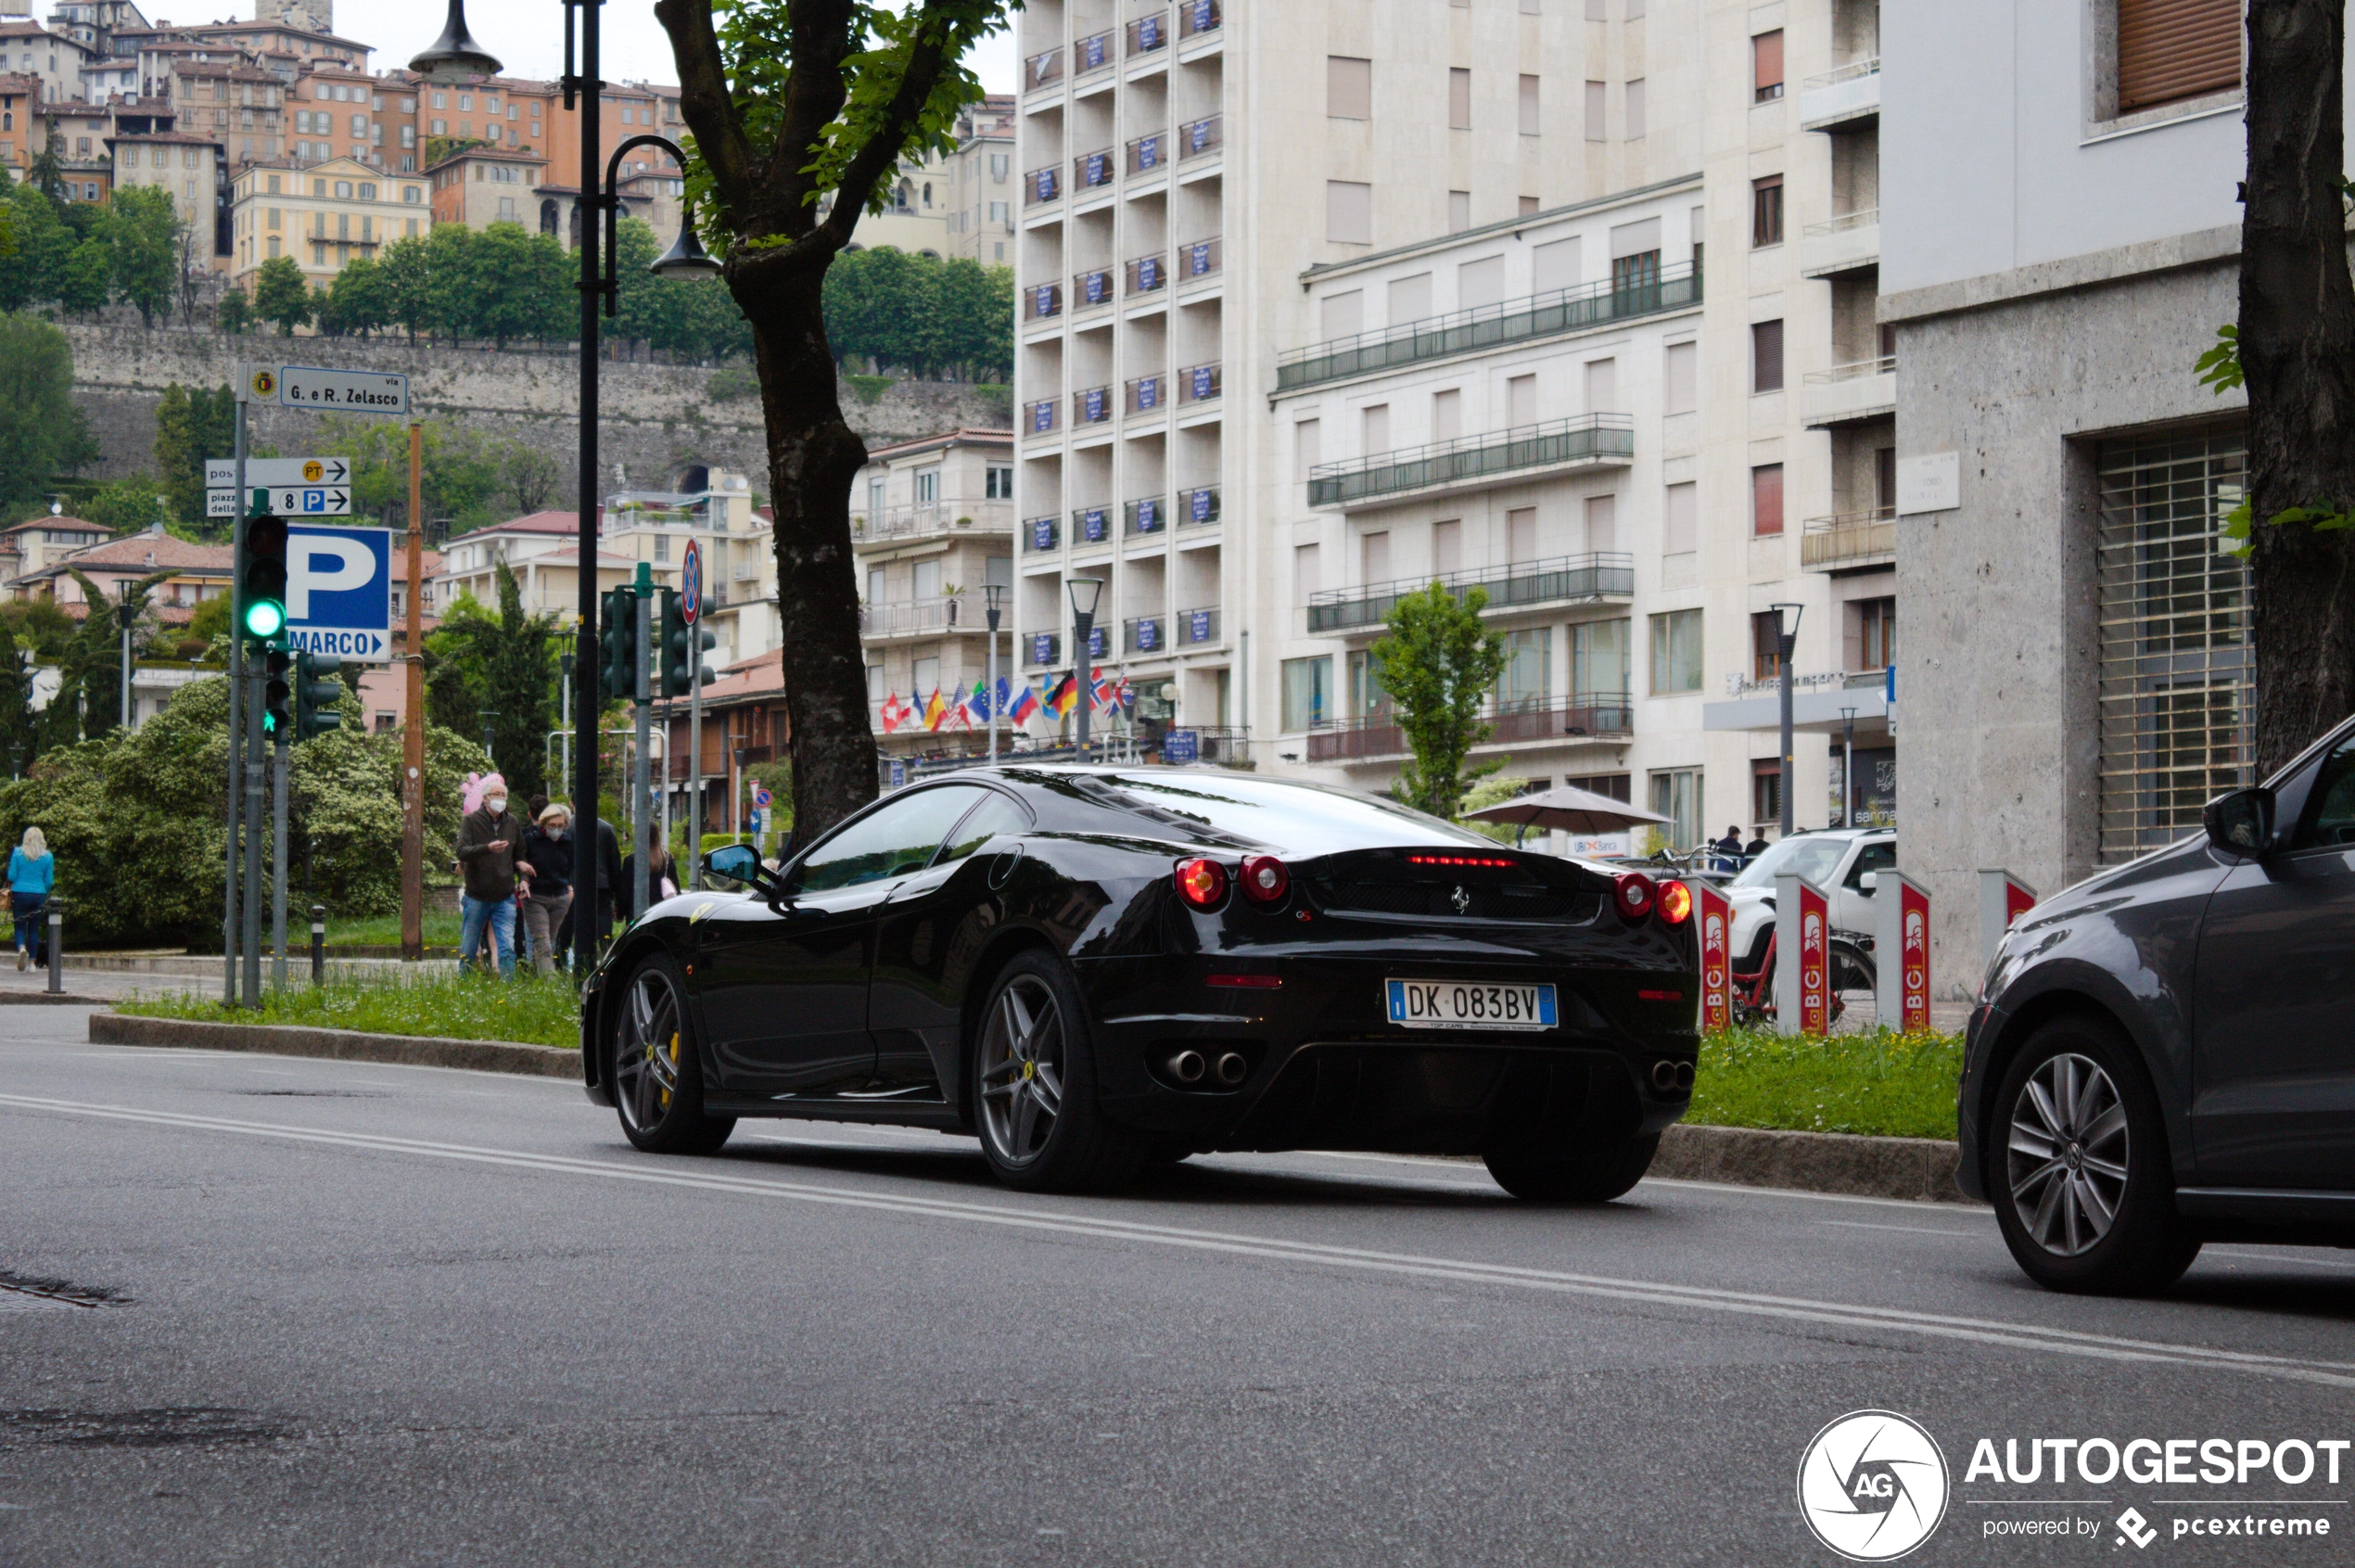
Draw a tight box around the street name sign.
[208,485,352,518]
[248,363,411,414]
[281,524,394,662]
[205,457,353,489]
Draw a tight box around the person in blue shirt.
[9,826,54,970]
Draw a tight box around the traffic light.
[599,585,639,700]
[241,513,288,644]
[261,649,293,743]
[296,651,344,740]
[658,589,717,698]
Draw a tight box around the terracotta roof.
[108,130,222,146]
[1,515,110,538]
[658,647,784,711]
[15,532,231,582]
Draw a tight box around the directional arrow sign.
[206,456,352,489]
[209,485,352,518]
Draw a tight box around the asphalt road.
[5,1009,2353,1567]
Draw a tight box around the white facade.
[1006,0,1893,850]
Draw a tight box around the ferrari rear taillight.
[1612,871,1656,923]
[1174,857,1228,910]
[1238,854,1290,905]
[1655,878,1692,926]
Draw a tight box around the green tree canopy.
[216,284,253,334]
[0,312,97,509]
[1373,584,1510,822]
[252,254,312,335]
[821,246,1010,379]
[424,561,559,797]
[100,185,183,329]
[153,380,236,532]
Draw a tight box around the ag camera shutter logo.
[1797,1409,1951,1561]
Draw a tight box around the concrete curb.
[0,991,102,1005]
[84,1013,1975,1205]
[87,1012,579,1080]
[1655,1121,1973,1205]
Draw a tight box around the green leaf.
[2194,323,2243,395]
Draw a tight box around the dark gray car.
[1961,717,2355,1294]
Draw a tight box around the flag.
[994,676,1013,720]
[965,679,992,722]
[1089,666,1116,713]
[922,687,948,731]
[1045,673,1077,719]
[1116,674,1136,713]
[879,691,908,733]
[1008,680,1040,724]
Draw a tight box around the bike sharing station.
[219,364,408,1005]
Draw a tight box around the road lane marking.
[6,1090,2353,1391]
[1818,1220,1989,1239]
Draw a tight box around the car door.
[1836,837,1897,936]
[870,789,1036,1093]
[694,784,992,1099]
[2191,733,2355,1187]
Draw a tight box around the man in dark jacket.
[455,773,522,978]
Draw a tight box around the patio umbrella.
[1460,783,1671,836]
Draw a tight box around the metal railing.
[1126,252,1167,294]
[1074,147,1115,190]
[859,593,974,638]
[1073,386,1114,425]
[1025,47,1063,90]
[1307,415,1635,506]
[1024,515,1061,553]
[1125,497,1166,535]
[855,503,1015,543]
[1071,505,1114,545]
[1177,606,1220,644]
[1178,362,1220,403]
[1074,267,1115,309]
[1305,695,1633,762]
[1025,398,1058,435]
[1178,485,1221,526]
[1802,56,1881,92]
[1126,131,1168,177]
[1073,30,1115,73]
[1178,114,1221,159]
[1278,261,1700,389]
[1025,280,1063,321]
[1178,0,1223,40]
[1125,375,1166,415]
[1178,234,1221,280]
[1023,631,1063,667]
[1801,206,1879,237]
[1125,615,1165,653]
[1127,11,1171,57]
[1801,510,1897,570]
[1024,164,1060,205]
[1306,552,1636,634]
[1801,353,1897,385]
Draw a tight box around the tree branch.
[813,6,961,252]
[653,0,760,220]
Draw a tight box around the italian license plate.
[1385,978,1558,1031]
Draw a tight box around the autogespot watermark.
[1799,1414,2350,1557]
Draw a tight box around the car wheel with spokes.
[612,955,734,1156]
[972,950,1144,1193]
[1990,1015,2198,1295]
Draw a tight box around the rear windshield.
[1730,835,1853,890]
[1082,771,1500,857]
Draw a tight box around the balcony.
[1307,415,1635,508]
[1024,164,1060,205]
[1074,147,1115,192]
[1178,234,1221,282]
[1125,615,1166,653]
[1024,515,1061,553]
[1125,252,1167,296]
[1178,362,1221,403]
[1799,57,1880,131]
[1074,267,1115,310]
[1124,374,1166,415]
[1125,496,1166,536]
[1125,130,1168,176]
[1023,631,1063,668]
[1025,47,1063,92]
[1279,262,1699,390]
[1178,0,1222,41]
[1177,606,1220,644]
[1073,30,1115,75]
[1798,355,1896,430]
[1305,695,1634,763]
[1801,510,1897,572]
[1080,623,1112,659]
[859,593,979,640]
[1799,208,1879,280]
[1178,485,1221,527]
[1024,398,1058,436]
[1305,714,1404,763]
[853,502,1015,548]
[1178,114,1221,160]
[1070,504,1114,546]
[1306,553,1635,634]
[1126,10,1171,58]
[1024,279,1063,322]
[1073,385,1114,427]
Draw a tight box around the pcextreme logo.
[1798,1409,1953,1562]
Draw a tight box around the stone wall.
[62,323,1010,496]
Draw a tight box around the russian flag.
[1008,680,1040,723]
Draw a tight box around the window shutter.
[2118,0,2242,113]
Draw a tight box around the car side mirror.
[2203,786,2277,859]
[1858,872,1878,893]
[704,844,778,894]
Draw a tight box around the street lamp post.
[985,582,1005,763]
[1769,602,1804,840]
[1067,578,1103,763]
[480,711,498,766]
[1838,706,1858,831]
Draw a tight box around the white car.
[1724,828,1899,977]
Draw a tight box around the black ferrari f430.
[581,767,1699,1197]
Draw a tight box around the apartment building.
[164,59,285,169]
[0,70,42,173]
[602,470,768,670]
[948,95,1018,264]
[853,431,1018,762]
[1005,0,1887,850]
[229,155,429,288]
[427,145,549,229]
[0,17,93,108]
[0,514,114,596]
[1882,0,2266,987]
[107,127,219,221]
[432,512,643,625]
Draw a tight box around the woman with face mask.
[453,771,522,979]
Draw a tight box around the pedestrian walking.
[9,825,53,970]
[454,772,523,979]
[617,831,679,916]
[517,802,576,977]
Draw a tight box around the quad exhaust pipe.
[1165,1049,1251,1088]
[1214,1052,1249,1087]
[1169,1050,1207,1085]
[1651,1059,1696,1094]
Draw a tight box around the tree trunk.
[2245,0,2355,773]
[739,248,876,839]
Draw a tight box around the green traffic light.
[245,598,286,639]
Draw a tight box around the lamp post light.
[409,1,503,84]
[984,582,1005,763]
[1067,577,1103,762]
[1839,706,1858,831]
[1769,601,1804,840]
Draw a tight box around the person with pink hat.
[453,771,523,978]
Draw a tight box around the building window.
[1648,769,1702,853]
[1750,759,1781,831]
[1518,73,1540,136]
[1327,56,1370,119]
[1750,174,1783,248]
[2117,0,2243,114]
[1751,610,1786,682]
[1585,79,1606,141]
[1751,463,1785,536]
[1572,618,1630,700]
[1649,608,1702,694]
[1855,596,1896,671]
[2096,429,2249,862]
[1281,656,1332,731]
[1751,318,1784,393]
[1752,29,1784,102]
[1448,67,1471,130]
[1500,627,1552,710]
[1326,180,1371,245]
[986,465,1013,499]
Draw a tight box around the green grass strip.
[116,971,581,1051]
[1687,1026,1964,1141]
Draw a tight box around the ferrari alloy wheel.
[612,957,734,1155]
[972,951,1144,1193]
[1989,1017,2198,1295]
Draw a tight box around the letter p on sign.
[288,534,374,619]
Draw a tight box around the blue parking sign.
[283,524,393,662]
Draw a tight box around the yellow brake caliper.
[660,1032,678,1109]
